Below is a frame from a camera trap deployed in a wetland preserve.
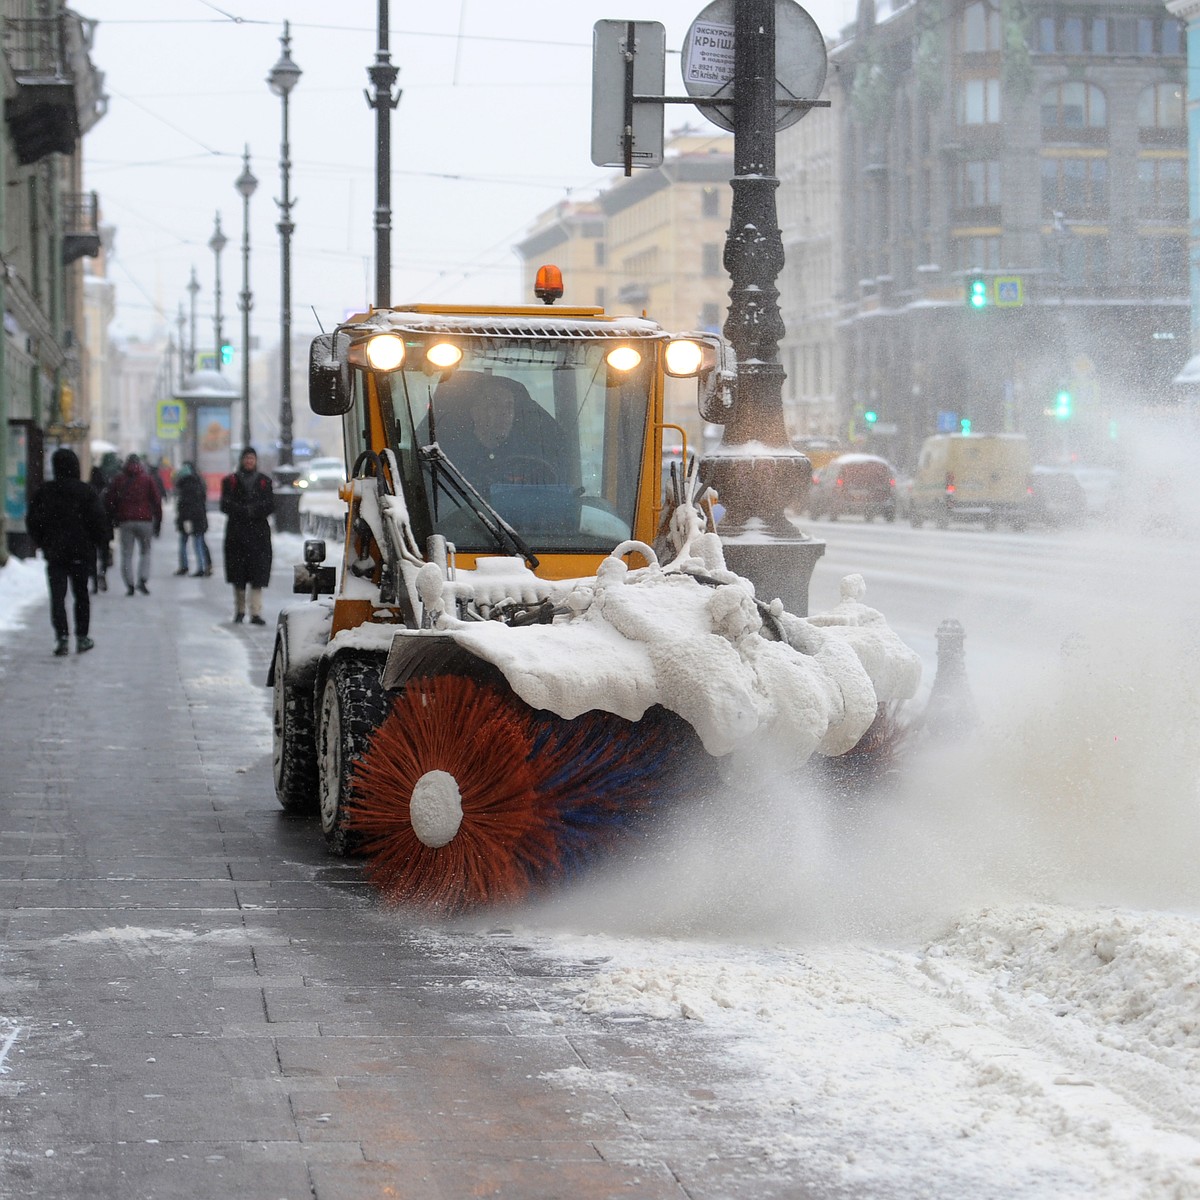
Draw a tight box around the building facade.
[1,2,106,558]
[832,0,1187,469]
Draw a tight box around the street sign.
[591,20,666,169]
[936,411,959,433]
[994,276,1023,307]
[157,400,186,441]
[682,0,827,133]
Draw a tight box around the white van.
[909,433,1031,530]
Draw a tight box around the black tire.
[317,655,389,856]
[272,639,319,814]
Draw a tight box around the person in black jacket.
[87,463,114,593]
[26,447,111,656]
[219,446,274,625]
[173,461,212,576]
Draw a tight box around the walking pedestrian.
[220,446,274,625]
[173,461,212,577]
[26,447,111,655]
[87,462,114,593]
[105,454,162,596]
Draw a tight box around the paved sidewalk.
[0,532,820,1200]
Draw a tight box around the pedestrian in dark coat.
[26,447,110,655]
[173,461,212,576]
[87,464,114,593]
[219,446,274,625]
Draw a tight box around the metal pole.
[367,0,401,309]
[186,267,200,373]
[696,0,823,615]
[236,146,258,453]
[176,304,186,390]
[209,212,227,373]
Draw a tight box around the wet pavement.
[0,530,825,1200]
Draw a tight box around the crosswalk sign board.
[157,400,186,440]
[995,277,1023,307]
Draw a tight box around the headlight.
[664,339,705,377]
[426,341,463,369]
[606,345,641,372]
[365,334,406,371]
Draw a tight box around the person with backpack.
[26,447,111,656]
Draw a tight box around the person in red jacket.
[104,454,162,596]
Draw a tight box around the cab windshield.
[379,336,655,554]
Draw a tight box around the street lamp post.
[235,146,258,454]
[208,213,228,373]
[186,267,200,372]
[268,21,302,531]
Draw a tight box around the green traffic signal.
[864,410,878,424]
[967,276,988,309]
[1054,389,1072,420]
[960,417,972,433]
[220,342,234,366]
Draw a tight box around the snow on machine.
[269,270,921,911]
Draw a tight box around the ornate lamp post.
[186,267,200,372]
[268,21,302,531]
[208,213,228,373]
[235,146,258,453]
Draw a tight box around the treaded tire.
[318,654,389,856]
[273,639,319,815]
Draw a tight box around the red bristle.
[347,675,567,911]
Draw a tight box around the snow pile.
[438,544,920,764]
[522,902,1200,1197]
[0,556,44,641]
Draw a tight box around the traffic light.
[960,417,972,434]
[1054,389,1072,420]
[966,276,988,309]
[220,341,234,366]
[864,409,878,426]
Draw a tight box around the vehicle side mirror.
[309,332,352,416]
[696,337,736,425]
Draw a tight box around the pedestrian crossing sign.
[995,277,1023,307]
[157,400,186,440]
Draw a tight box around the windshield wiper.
[417,443,540,570]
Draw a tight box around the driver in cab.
[431,371,564,493]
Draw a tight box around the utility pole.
[367,0,401,309]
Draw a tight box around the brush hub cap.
[409,770,464,848]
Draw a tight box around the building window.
[956,236,1001,270]
[958,160,1001,207]
[1041,157,1108,213]
[1137,83,1184,129]
[961,1,1000,52]
[1046,235,1109,289]
[1061,16,1084,54]
[702,243,721,277]
[701,187,720,218]
[1090,17,1108,54]
[1041,82,1106,131]
[1134,236,1186,290]
[701,302,721,330]
[593,241,606,268]
[958,77,1001,125]
[1162,18,1183,55]
[1137,158,1187,215]
[1038,16,1056,52]
[595,287,606,308]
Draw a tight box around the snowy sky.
[80,0,855,344]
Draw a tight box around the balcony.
[3,16,79,164]
[62,191,100,264]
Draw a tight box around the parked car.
[909,433,1031,530]
[296,457,348,537]
[295,456,346,492]
[807,453,897,522]
[1026,466,1088,528]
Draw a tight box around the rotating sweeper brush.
[269,288,923,913]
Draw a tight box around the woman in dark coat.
[219,447,274,625]
[173,461,212,576]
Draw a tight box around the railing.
[62,190,98,236]
[2,15,68,79]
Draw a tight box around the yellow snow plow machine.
[269,270,921,912]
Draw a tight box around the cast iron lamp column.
[235,146,258,454]
[268,21,302,530]
[186,267,200,371]
[208,213,227,373]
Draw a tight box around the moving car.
[909,433,1031,530]
[807,453,897,522]
[295,456,346,492]
[1026,466,1087,528]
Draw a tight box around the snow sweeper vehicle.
[269,269,922,912]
